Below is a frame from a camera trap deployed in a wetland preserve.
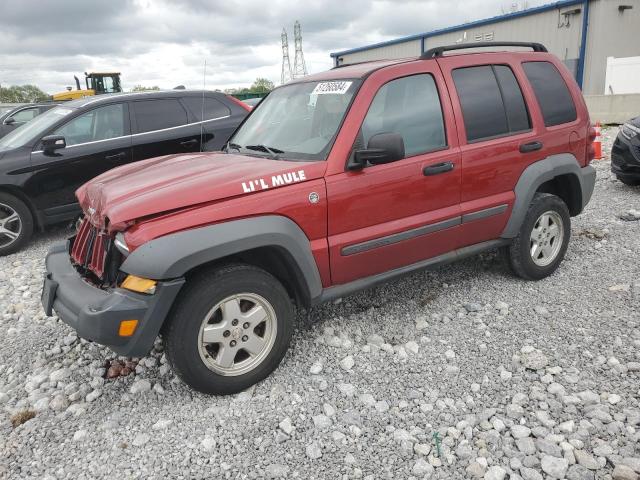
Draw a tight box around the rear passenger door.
[438,55,541,247]
[180,95,238,151]
[129,98,200,161]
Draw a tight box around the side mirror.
[41,135,66,154]
[4,117,15,126]
[348,132,405,170]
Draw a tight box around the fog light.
[118,320,139,337]
[121,275,157,294]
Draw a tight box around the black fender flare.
[501,153,595,238]
[120,215,323,302]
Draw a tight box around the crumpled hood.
[76,152,326,230]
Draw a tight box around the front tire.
[506,193,570,280]
[164,264,294,395]
[0,192,34,256]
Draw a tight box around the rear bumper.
[579,164,596,211]
[611,134,640,179]
[42,241,184,357]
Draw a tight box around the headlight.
[621,122,640,140]
[121,275,157,294]
[114,232,129,255]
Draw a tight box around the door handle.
[519,141,543,153]
[105,152,126,161]
[180,139,199,148]
[423,162,454,176]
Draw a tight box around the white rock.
[359,393,376,407]
[414,443,431,456]
[608,394,622,404]
[306,442,322,459]
[405,341,419,355]
[129,379,152,394]
[49,368,71,383]
[85,389,102,403]
[201,437,216,451]
[484,465,507,480]
[511,425,531,439]
[152,419,173,430]
[312,414,332,430]
[445,349,456,362]
[337,383,355,397]
[279,417,294,435]
[323,403,336,417]
[412,458,434,477]
[375,400,389,413]
[541,455,568,478]
[73,430,88,441]
[339,355,355,371]
[133,433,150,447]
[309,362,323,375]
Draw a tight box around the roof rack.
[421,41,548,59]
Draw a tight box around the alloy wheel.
[529,210,564,267]
[197,293,277,376]
[0,203,22,249]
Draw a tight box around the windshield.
[229,79,360,161]
[0,106,75,151]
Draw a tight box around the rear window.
[132,99,188,133]
[522,61,577,127]
[452,65,530,142]
[181,96,231,122]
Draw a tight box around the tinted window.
[362,74,446,157]
[453,65,531,142]
[54,104,125,146]
[11,108,39,123]
[493,66,530,133]
[132,99,188,133]
[523,61,577,127]
[182,97,231,122]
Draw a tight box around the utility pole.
[292,21,308,79]
[281,28,292,85]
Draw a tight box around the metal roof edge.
[329,0,584,58]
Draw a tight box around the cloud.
[0,0,552,94]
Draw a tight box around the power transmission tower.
[281,29,292,85]
[292,21,308,79]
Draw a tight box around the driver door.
[26,103,132,220]
[326,67,462,285]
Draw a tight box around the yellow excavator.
[52,72,122,101]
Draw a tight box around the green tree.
[0,84,49,103]
[131,85,160,92]
[249,78,274,93]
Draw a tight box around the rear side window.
[452,65,531,142]
[132,99,188,133]
[181,96,231,122]
[522,61,577,127]
[361,74,446,157]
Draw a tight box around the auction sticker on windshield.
[312,81,352,95]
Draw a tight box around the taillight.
[226,94,252,112]
[586,125,597,164]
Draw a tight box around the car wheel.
[164,264,294,395]
[506,193,570,280]
[0,192,34,256]
[616,175,640,187]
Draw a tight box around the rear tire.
[506,193,570,280]
[616,175,640,187]
[0,192,34,256]
[164,264,294,395]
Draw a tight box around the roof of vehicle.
[289,46,550,83]
[62,89,229,109]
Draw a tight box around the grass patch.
[10,409,36,428]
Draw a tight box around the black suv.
[0,90,249,255]
[0,103,58,139]
[611,116,640,186]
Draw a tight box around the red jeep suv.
[42,42,596,394]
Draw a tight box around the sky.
[0,0,553,94]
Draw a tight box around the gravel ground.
[1,127,639,480]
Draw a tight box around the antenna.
[200,60,206,152]
[292,21,308,79]
[281,28,292,84]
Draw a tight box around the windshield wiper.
[225,142,242,153]
[245,144,284,159]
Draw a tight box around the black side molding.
[421,42,548,59]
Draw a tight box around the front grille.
[71,217,115,282]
